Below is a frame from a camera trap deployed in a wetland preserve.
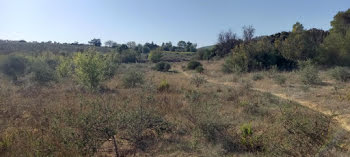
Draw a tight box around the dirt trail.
[180,69,350,132]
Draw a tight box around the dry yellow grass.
[1,61,349,156]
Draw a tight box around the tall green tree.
[280,23,327,61]
[88,38,102,47]
[318,9,350,66]
[73,50,114,89]
[292,22,304,33]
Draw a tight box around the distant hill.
[0,40,113,54]
[198,45,215,50]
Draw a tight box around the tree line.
[0,39,197,55]
[197,8,350,73]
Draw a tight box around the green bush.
[122,71,145,88]
[119,106,170,151]
[119,49,139,63]
[187,61,202,70]
[316,9,350,66]
[195,66,204,73]
[154,62,171,72]
[157,80,170,92]
[329,66,350,82]
[196,49,215,60]
[0,55,28,81]
[148,49,163,63]
[222,38,298,73]
[239,123,261,152]
[190,75,206,87]
[56,57,73,78]
[222,52,248,73]
[299,61,321,85]
[58,100,120,156]
[103,54,119,79]
[31,60,57,84]
[73,51,107,89]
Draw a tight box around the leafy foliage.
[317,9,350,66]
[223,38,297,73]
[122,70,145,88]
[196,48,215,60]
[187,61,202,70]
[118,49,139,63]
[88,38,102,47]
[56,57,73,78]
[157,80,170,92]
[148,49,163,63]
[73,50,109,89]
[214,30,242,57]
[0,55,28,81]
[31,60,57,84]
[299,61,321,85]
[153,62,171,72]
[329,66,350,82]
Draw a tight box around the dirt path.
[179,69,350,132]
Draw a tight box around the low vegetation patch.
[273,74,287,85]
[153,62,171,72]
[190,75,207,87]
[122,70,145,88]
[187,61,202,70]
[0,55,28,82]
[329,66,350,82]
[157,80,170,92]
[299,61,321,85]
[148,49,163,63]
[252,73,264,81]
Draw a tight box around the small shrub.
[148,49,163,63]
[122,71,144,88]
[278,106,332,156]
[103,54,119,79]
[240,79,252,89]
[154,62,171,72]
[195,66,204,73]
[273,74,287,85]
[196,48,215,60]
[157,80,170,92]
[240,123,253,139]
[190,75,207,87]
[222,52,248,73]
[186,101,236,152]
[299,62,321,85]
[56,57,73,78]
[119,106,170,151]
[0,55,28,81]
[241,101,261,116]
[184,89,201,103]
[239,123,262,152]
[119,49,139,63]
[187,61,202,70]
[31,60,57,84]
[329,67,350,82]
[252,73,264,81]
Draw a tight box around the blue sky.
[0,0,349,47]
